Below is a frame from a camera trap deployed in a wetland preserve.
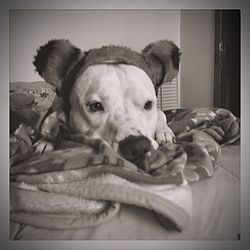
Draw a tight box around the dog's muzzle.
[118,135,151,165]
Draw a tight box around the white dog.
[33,39,180,163]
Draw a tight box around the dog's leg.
[155,110,175,145]
[34,110,66,152]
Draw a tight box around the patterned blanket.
[10,89,240,232]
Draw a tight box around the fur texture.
[33,39,181,98]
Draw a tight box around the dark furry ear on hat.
[141,40,181,91]
[33,39,82,91]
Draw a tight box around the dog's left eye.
[144,100,153,111]
[87,102,104,113]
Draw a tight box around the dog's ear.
[33,39,82,91]
[142,40,181,91]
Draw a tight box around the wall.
[10,10,180,82]
[10,10,215,109]
[180,10,215,108]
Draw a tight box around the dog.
[33,39,181,164]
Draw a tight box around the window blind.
[157,77,179,111]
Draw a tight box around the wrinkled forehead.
[71,64,156,97]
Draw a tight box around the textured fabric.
[10,104,240,233]
[10,144,240,240]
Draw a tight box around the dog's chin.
[150,138,159,150]
[100,138,119,152]
[110,141,119,152]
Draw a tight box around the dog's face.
[69,64,158,150]
[33,39,181,162]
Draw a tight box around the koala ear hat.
[142,40,181,90]
[33,39,83,92]
[33,39,181,100]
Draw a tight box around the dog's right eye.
[87,102,104,113]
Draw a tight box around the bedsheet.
[10,144,240,240]
[9,81,240,240]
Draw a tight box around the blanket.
[10,90,240,232]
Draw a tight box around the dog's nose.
[118,135,151,164]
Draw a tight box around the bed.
[9,81,240,240]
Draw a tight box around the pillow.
[10,81,56,113]
[10,81,56,132]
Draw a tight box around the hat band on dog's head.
[33,39,181,113]
[60,46,155,114]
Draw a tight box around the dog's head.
[33,39,180,162]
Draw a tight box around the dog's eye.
[87,102,104,113]
[144,100,153,111]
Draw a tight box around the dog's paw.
[34,139,55,153]
[155,110,175,145]
[155,125,175,145]
[150,138,159,150]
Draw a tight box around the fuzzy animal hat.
[33,39,181,101]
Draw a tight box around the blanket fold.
[10,106,240,232]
